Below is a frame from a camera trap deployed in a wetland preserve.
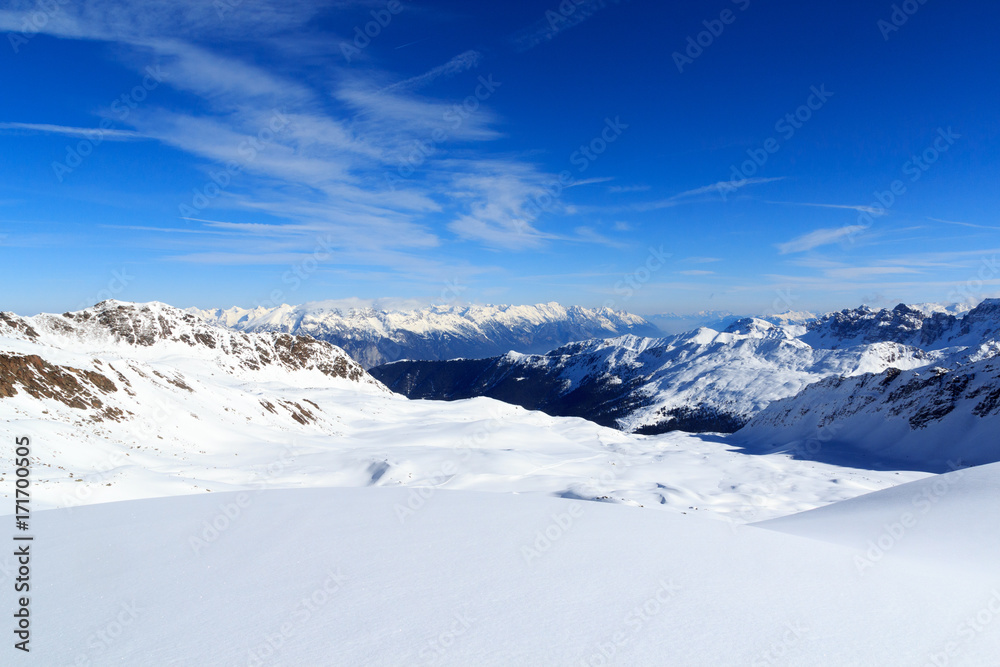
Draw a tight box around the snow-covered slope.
[0,301,925,522]
[15,475,1000,665]
[758,461,1000,572]
[735,356,1000,471]
[6,299,997,664]
[189,301,661,368]
[372,300,1000,435]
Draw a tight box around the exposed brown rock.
[0,353,115,409]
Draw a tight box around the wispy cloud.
[824,266,919,280]
[0,1,569,272]
[765,201,889,216]
[634,177,784,211]
[566,176,615,188]
[572,226,629,249]
[509,0,612,52]
[777,225,867,254]
[677,270,714,276]
[929,217,1000,231]
[379,50,483,94]
[0,122,144,140]
[446,162,566,250]
[608,184,649,193]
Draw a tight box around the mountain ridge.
[372,299,1000,435]
[188,301,662,368]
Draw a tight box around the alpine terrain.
[190,302,661,368]
[371,301,1000,439]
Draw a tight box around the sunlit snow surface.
[3,301,997,665]
[0,301,928,522]
[10,473,1000,665]
[0,381,927,523]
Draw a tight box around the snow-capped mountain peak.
[0,300,379,390]
[188,301,662,368]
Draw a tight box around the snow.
[757,461,1000,573]
[187,301,660,368]
[468,323,937,434]
[0,302,927,523]
[3,300,1000,663]
[736,357,1000,471]
[378,299,1000,436]
[908,301,975,317]
[12,478,1000,665]
[0,374,927,522]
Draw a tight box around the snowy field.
[1,301,995,664]
[8,466,1000,665]
[0,384,928,524]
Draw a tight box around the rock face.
[371,300,1000,435]
[0,300,383,424]
[800,300,1000,352]
[189,302,662,369]
[0,353,117,410]
[6,300,372,383]
[735,357,1000,471]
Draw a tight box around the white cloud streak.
[633,177,784,211]
[777,225,868,254]
[0,122,144,140]
[766,201,890,216]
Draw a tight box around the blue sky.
[1,0,998,316]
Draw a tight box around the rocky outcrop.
[0,352,116,411]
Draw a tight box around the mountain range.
[371,301,1000,440]
[190,301,661,368]
[1,299,925,517]
[3,298,998,495]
